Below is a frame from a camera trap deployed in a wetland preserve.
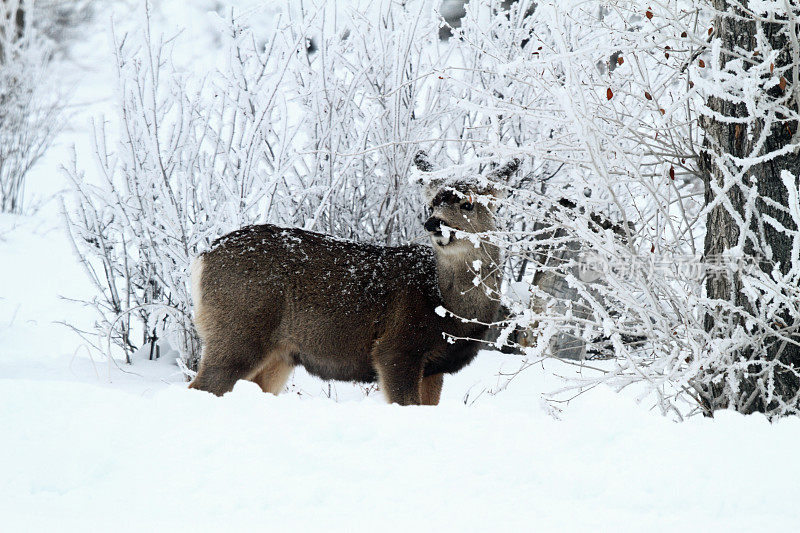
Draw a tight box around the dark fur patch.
[191,224,499,402]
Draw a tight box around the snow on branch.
[0,0,64,214]
[63,1,450,372]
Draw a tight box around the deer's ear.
[413,150,439,203]
[421,183,440,204]
[488,158,521,181]
[414,150,434,172]
[485,158,520,202]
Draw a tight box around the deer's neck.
[434,242,502,324]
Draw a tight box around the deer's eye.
[460,202,474,211]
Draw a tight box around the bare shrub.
[451,0,800,419]
[0,0,63,214]
[63,3,449,371]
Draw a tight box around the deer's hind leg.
[189,331,268,396]
[250,349,294,395]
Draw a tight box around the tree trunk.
[703,0,800,414]
[0,0,25,63]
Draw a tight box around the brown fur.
[188,155,516,405]
[249,351,294,395]
[419,374,444,405]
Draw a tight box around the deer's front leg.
[419,373,443,405]
[372,343,425,406]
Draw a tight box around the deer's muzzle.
[424,216,442,233]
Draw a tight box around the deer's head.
[414,151,519,252]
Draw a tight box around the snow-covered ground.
[4,192,800,532]
[2,3,800,531]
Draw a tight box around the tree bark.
[703,0,800,414]
[0,1,25,63]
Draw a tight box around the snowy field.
[2,2,800,531]
[3,191,800,531]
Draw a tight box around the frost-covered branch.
[0,0,64,214]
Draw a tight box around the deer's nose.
[424,217,442,233]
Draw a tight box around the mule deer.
[188,152,519,405]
